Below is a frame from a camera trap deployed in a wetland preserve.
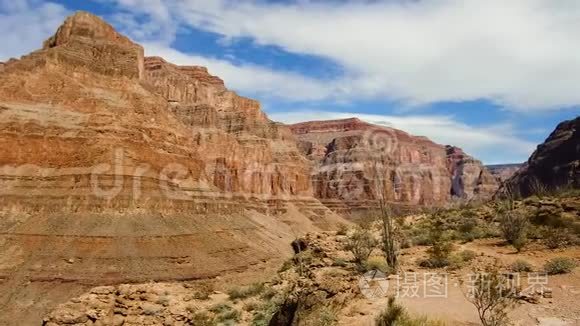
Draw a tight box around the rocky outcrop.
[486,164,522,183]
[289,119,497,213]
[0,12,343,324]
[289,119,498,212]
[498,117,580,197]
[446,146,500,199]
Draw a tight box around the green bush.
[499,207,528,252]
[332,258,348,267]
[345,226,378,265]
[363,256,392,273]
[315,307,337,326]
[544,257,577,275]
[191,282,214,300]
[376,297,445,326]
[510,259,533,273]
[228,282,265,300]
[210,303,241,324]
[460,250,477,262]
[190,311,215,326]
[419,238,454,268]
[209,303,233,314]
[543,228,575,249]
[336,223,349,236]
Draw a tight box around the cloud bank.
[110,0,580,111]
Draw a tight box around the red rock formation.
[446,146,500,199]
[0,12,342,324]
[497,116,580,198]
[290,118,498,212]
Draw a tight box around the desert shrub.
[190,311,215,326]
[498,204,528,252]
[210,303,241,324]
[510,259,533,273]
[345,225,378,265]
[260,286,277,300]
[419,237,454,268]
[332,258,348,267]
[460,250,477,262]
[244,301,261,312]
[216,308,241,324]
[156,295,170,306]
[228,282,265,300]
[511,236,528,253]
[447,250,476,270]
[364,256,392,274]
[315,307,337,326]
[209,303,231,313]
[458,218,480,242]
[278,259,294,273]
[400,238,412,249]
[448,253,465,270]
[191,282,214,300]
[544,257,577,275]
[141,302,162,316]
[375,297,445,326]
[543,228,575,249]
[336,223,349,236]
[412,233,433,246]
[465,264,518,326]
[251,297,285,326]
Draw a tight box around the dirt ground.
[340,239,580,326]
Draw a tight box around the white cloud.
[109,0,580,111]
[0,0,68,61]
[268,110,536,164]
[144,43,339,101]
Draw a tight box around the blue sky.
[1,0,579,164]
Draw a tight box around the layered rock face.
[289,118,498,212]
[0,12,341,324]
[289,119,499,212]
[498,116,580,197]
[446,146,500,199]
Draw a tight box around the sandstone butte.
[289,118,499,213]
[0,12,345,324]
[497,116,580,198]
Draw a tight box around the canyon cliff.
[289,118,499,213]
[486,163,522,183]
[498,116,580,197]
[0,12,342,324]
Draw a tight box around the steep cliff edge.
[446,146,500,199]
[289,118,498,213]
[497,116,579,197]
[0,12,342,324]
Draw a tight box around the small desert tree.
[372,161,400,270]
[345,225,378,266]
[497,191,528,252]
[464,264,518,326]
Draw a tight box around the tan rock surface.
[0,11,343,324]
[289,118,498,213]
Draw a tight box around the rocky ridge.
[498,116,580,197]
[289,118,499,213]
